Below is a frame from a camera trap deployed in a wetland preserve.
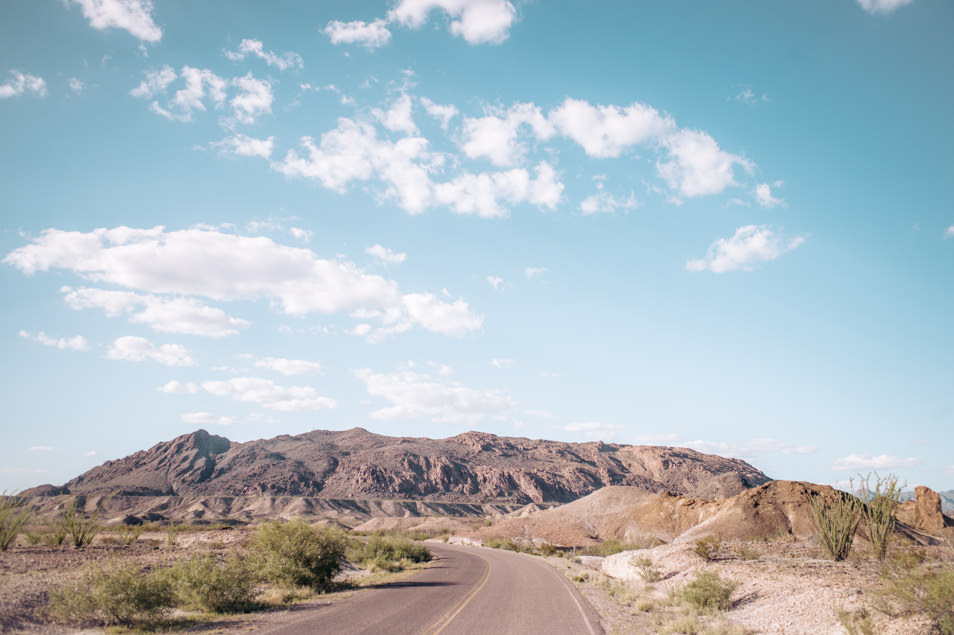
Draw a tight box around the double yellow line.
[422,554,492,635]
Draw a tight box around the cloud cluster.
[365,244,407,264]
[106,335,196,366]
[253,357,322,376]
[323,19,392,48]
[224,39,302,71]
[212,134,274,159]
[856,0,916,15]
[273,116,562,218]
[324,0,517,48]
[658,130,751,198]
[686,225,805,273]
[19,330,90,351]
[755,182,785,208]
[0,71,47,99]
[202,376,337,411]
[130,66,272,127]
[684,438,818,458]
[353,365,515,424]
[62,286,249,337]
[832,453,917,471]
[181,412,237,426]
[6,226,482,341]
[70,0,162,42]
[157,380,199,394]
[580,180,637,215]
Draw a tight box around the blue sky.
[2,0,952,494]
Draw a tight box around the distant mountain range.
[24,428,771,504]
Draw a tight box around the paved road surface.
[251,543,602,635]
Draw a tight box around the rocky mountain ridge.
[25,427,771,504]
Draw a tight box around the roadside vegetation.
[34,519,434,630]
[0,493,32,551]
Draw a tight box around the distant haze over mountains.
[24,428,771,504]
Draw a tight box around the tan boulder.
[913,485,945,533]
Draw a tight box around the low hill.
[23,427,770,505]
[475,481,954,547]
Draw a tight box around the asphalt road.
[250,543,603,635]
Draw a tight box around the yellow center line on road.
[422,553,492,635]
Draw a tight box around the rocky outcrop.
[477,480,954,547]
[23,427,771,504]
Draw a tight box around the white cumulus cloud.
[323,19,392,48]
[19,330,90,351]
[580,181,638,215]
[686,225,805,273]
[365,244,407,264]
[490,358,513,368]
[6,226,481,341]
[419,97,458,129]
[372,93,418,136]
[549,98,674,159]
[755,182,785,208]
[524,266,547,279]
[181,412,238,426]
[388,0,517,45]
[62,286,249,337]
[229,73,273,126]
[129,65,176,99]
[202,376,337,411]
[105,335,196,367]
[460,102,554,167]
[857,0,916,15]
[156,380,199,394]
[353,366,516,424]
[254,357,322,376]
[657,129,751,198]
[274,117,562,218]
[0,71,47,99]
[684,438,819,458]
[832,454,918,471]
[70,0,162,42]
[486,276,503,290]
[213,134,274,159]
[224,39,302,71]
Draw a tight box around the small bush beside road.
[246,519,348,590]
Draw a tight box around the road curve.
[250,543,603,635]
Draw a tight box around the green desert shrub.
[49,563,174,626]
[693,535,721,562]
[162,553,256,613]
[348,535,431,572]
[678,571,737,611]
[246,520,347,590]
[0,493,32,550]
[485,537,521,551]
[879,564,954,634]
[859,473,902,561]
[40,518,68,546]
[810,491,861,561]
[837,608,877,635]
[631,555,662,582]
[537,542,558,557]
[580,539,645,557]
[60,497,103,548]
[117,523,146,546]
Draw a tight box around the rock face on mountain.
[27,428,771,504]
